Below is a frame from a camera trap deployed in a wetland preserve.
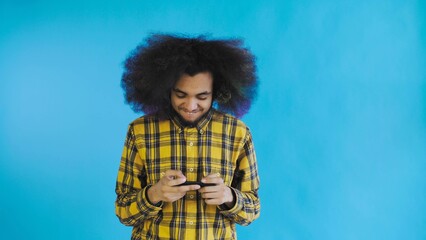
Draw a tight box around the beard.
[174,107,211,127]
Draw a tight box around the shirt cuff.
[136,185,163,217]
[217,187,243,215]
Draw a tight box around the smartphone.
[175,181,216,187]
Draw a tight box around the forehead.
[174,72,213,93]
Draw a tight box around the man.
[115,34,260,240]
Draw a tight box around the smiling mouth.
[182,111,199,117]
[179,108,201,114]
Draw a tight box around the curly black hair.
[121,33,258,118]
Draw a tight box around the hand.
[198,173,234,206]
[147,170,200,204]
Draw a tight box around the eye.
[197,94,210,100]
[175,93,186,98]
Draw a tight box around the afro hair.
[121,33,258,118]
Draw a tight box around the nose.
[186,98,198,111]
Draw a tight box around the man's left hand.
[198,173,234,207]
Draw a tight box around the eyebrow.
[173,88,212,96]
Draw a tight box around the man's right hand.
[147,170,200,204]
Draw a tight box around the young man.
[115,34,260,239]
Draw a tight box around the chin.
[183,116,200,123]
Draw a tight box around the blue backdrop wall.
[1,0,425,239]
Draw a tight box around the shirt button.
[189,221,194,225]
[199,129,204,134]
[189,142,193,146]
[189,195,194,199]
[189,168,194,172]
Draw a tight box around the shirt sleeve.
[115,125,163,226]
[218,128,261,226]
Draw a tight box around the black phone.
[175,181,216,187]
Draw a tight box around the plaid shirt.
[115,109,260,240]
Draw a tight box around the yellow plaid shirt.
[115,109,260,240]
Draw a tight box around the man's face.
[171,72,213,123]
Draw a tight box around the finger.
[163,180,200,193]
[203,172,221,179]
[201,173,223,184]
[164,169,185,179]
[198,185,218,193]
[202,190,224,198]
[163,184,200,194]
[167,177,187,187]
[159,176,185,188]
[176,185,201,191]
[204,198,221,205]
[201,192,214,199]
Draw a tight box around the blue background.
[1,0,425,239]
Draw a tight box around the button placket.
[185,128,198,182]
